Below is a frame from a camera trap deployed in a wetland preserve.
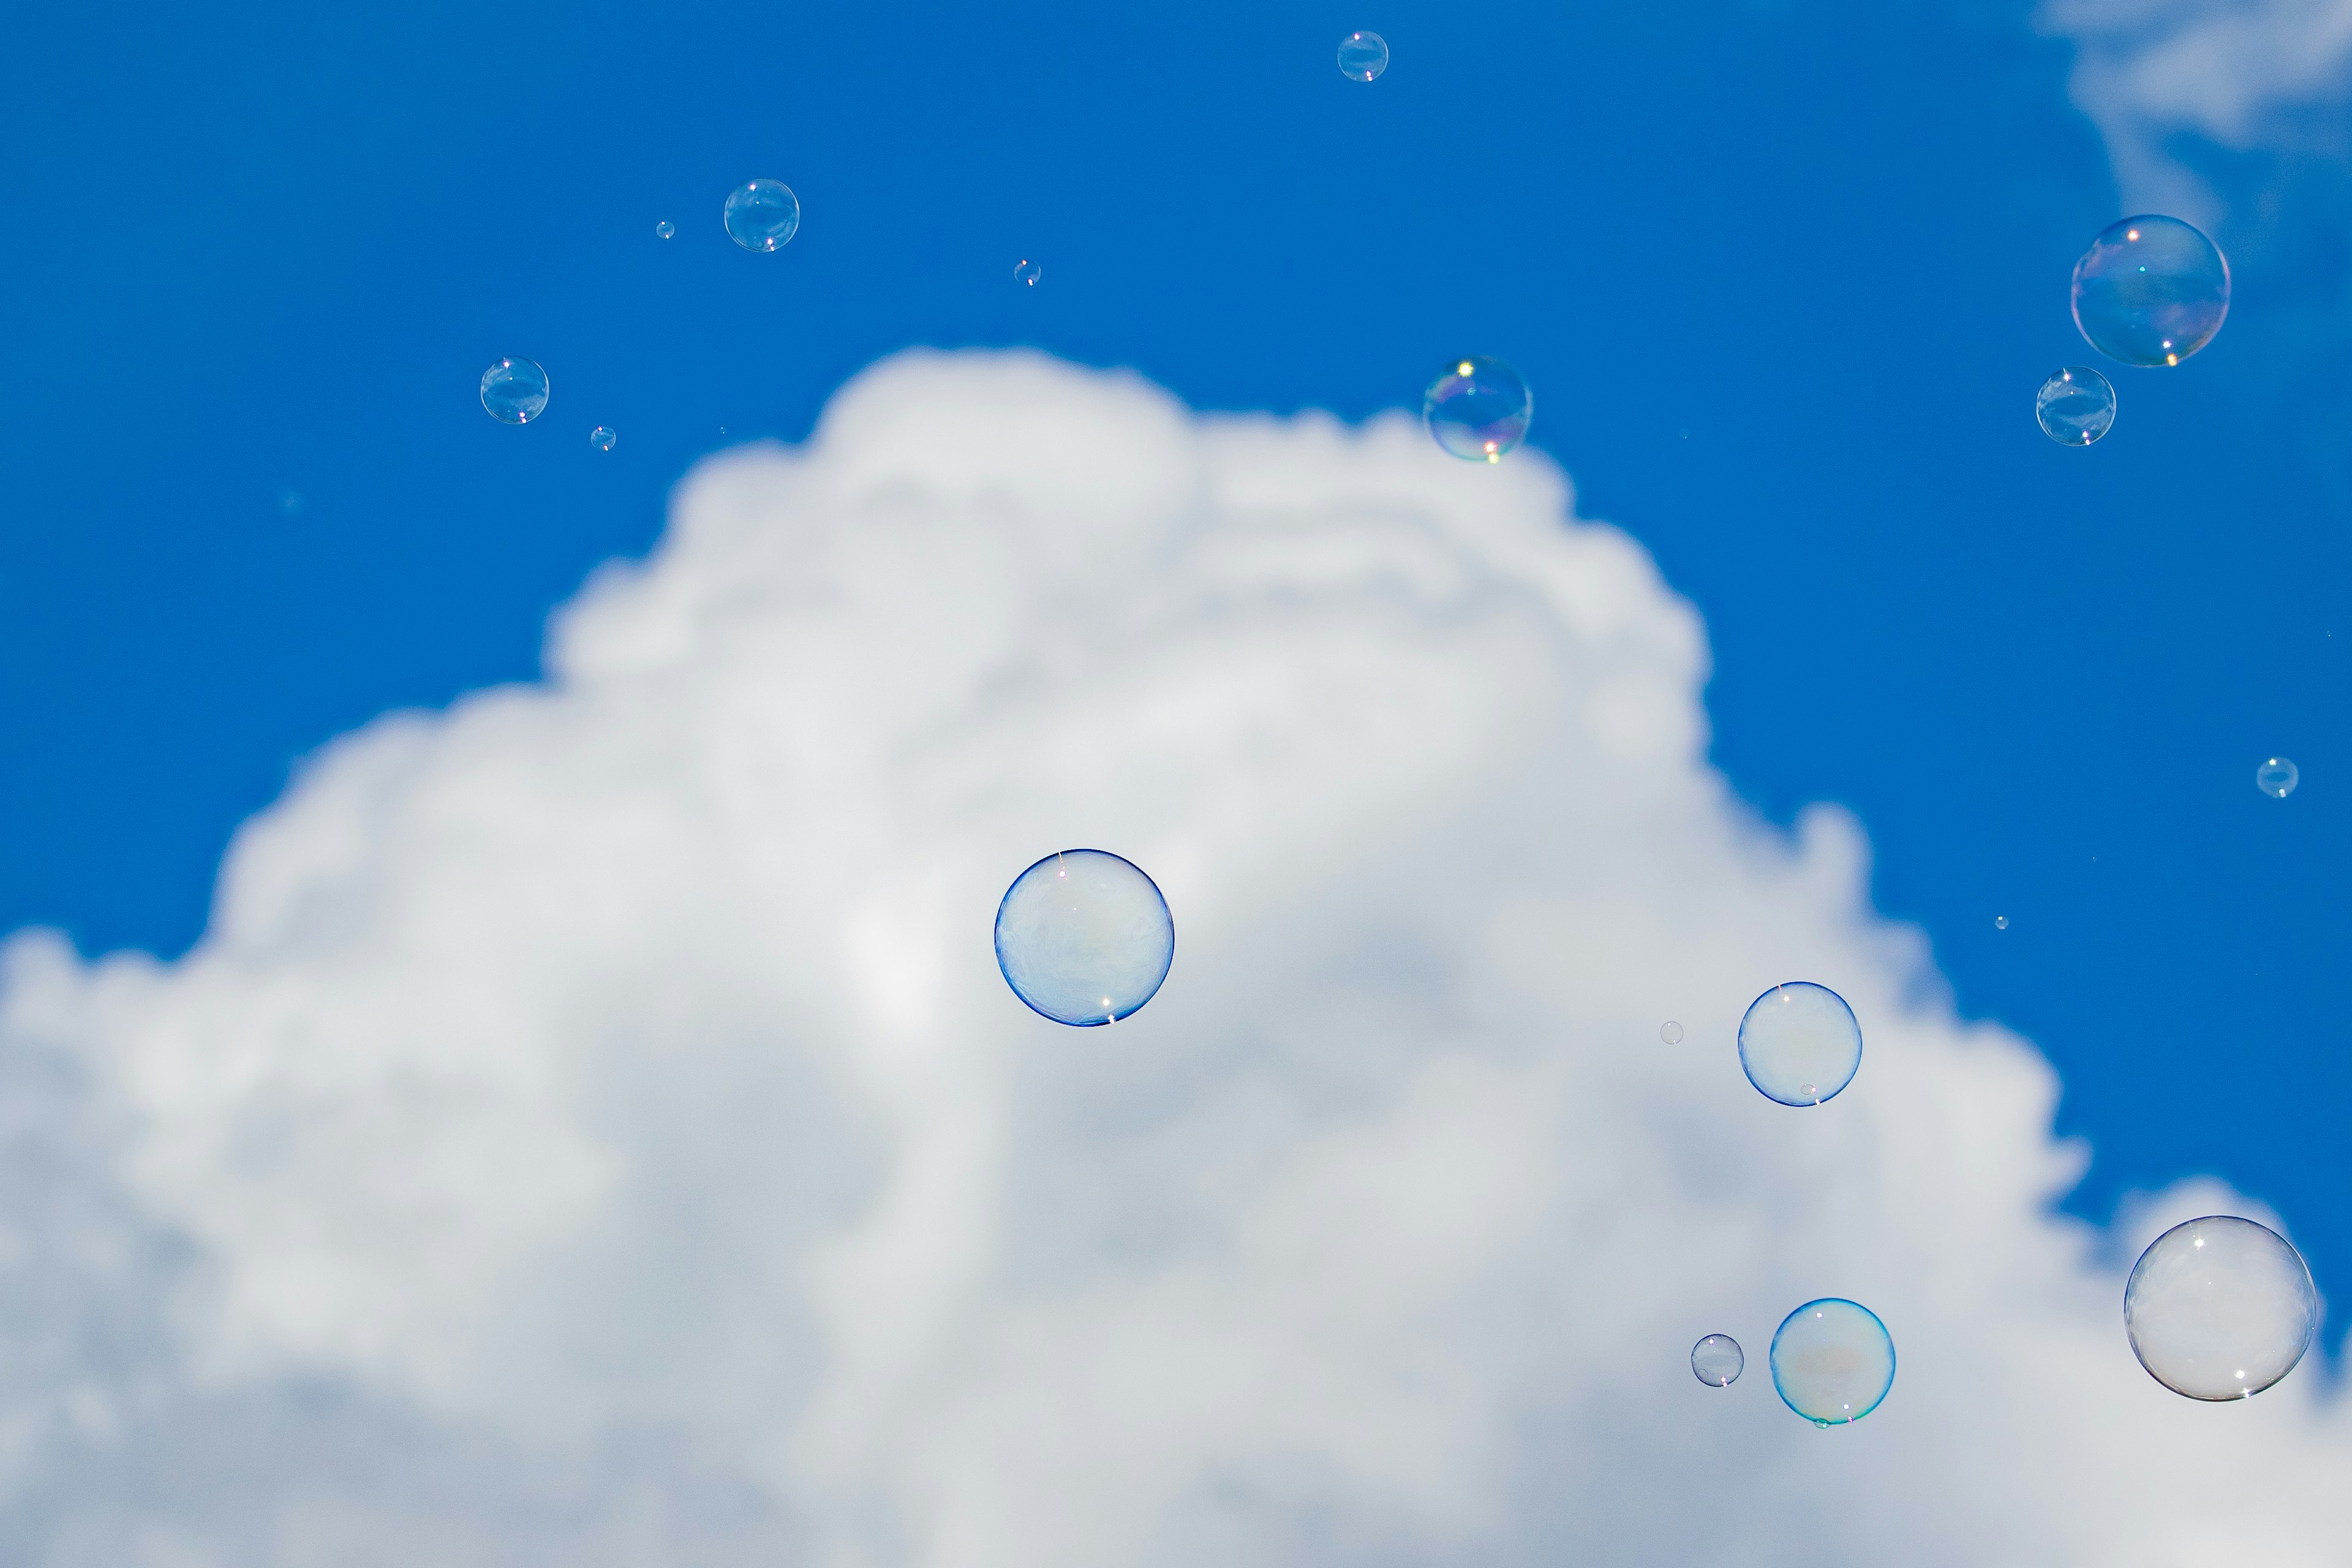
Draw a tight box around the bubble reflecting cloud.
[1738,982,1861,1106]
[1770,1298,1894,1425]
[655,220,675,239]
[2071,215,2229,368]
[724,179,802,252]
[1691,1334,1743,1387]
[995,850,1175,1027]
[1423,356,1531,462]
[589,426,617,451]
[2257,757,2299,798]
[2036,366,2116,446]
[2125,1216,2315,1401]
[1337,31,1389,81]
[479,358,549,425]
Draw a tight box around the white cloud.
[1,350,2346,1565]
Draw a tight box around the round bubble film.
[1423,356,1531,462]
[1337,31,1389,81]
[480,358,549,425]
[655,219,674,239]
[2071,215,2230,368]
[2125,1215,2315,1401]
[2036,366,2116,446]
[1738,982,1861,1106]
[1659,1020,1684,1045]
[1014,258,1041,286]
[589,426,617,451]
[1771,1298,1894,1425]
[995,850,1175,1027]
[724,178,801,252]
[1692,1334,1743,1387]
[2257,757,2299,799]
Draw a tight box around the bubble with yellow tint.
[1423,356,1531,462]
[1770,1298,1895,1425]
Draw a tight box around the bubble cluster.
[479,358,549,425]
[995,850,1175,1027]
[2125,1216,2315,1401]
[2257,757,2299,798]
[724,179,801,252]
[1770,1299,1895,1425]
[2036,366,2116,446]
[2071,216,2230,368]
[589,426,617,451]
[1738,982,1861,1107]
[1423,356,1531,462]
[1691,1334,1743,1387]
[1336,31,1389,81]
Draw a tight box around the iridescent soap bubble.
[655,219,675,239]
[2036,366,2116,446]
[995,850,1175,1027]
[2125,1215,2315,1401]
[1337,31,1389,81]
[589,426,617,451]
[480,357,549,425]
[724,179,801,252]
[1738,982,1861,1106]
[1424,356,1531,462]
[1659,1020,1684,1045]
[2071,216,2230,368]
[2256,757,2299,798]
[1692,1334,1743,1387]
[1771,1298,1895,1425]
[1014,258,1041,286]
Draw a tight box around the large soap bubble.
[1770,1298,1895,1425]
[2071,215,2230,368]
[479,358,549,425]
[2125,1215,2315,1401]
[1423,356,1531,462]
[1738,982,1861,1106]
[1691,1334,1743,1387]
[995,850,1174,1027]
[2035,366,2116,446]
[724,178,802,252]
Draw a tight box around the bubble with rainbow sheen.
[1737,981,1861,1106]
[1423,356,1531,462]
[1771,1299,1894,1425]
[2071,215,2229,368]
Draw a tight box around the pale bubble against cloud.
[0,351,2348,1564]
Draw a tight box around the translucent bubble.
[1771,1298,1894,1425]
[2071,216,2230,368]
[1337,31,1389,81]
[655,219,675,239]
[1995,915,2010,930]
[724,179,801,252]
[1738,982,1861,1106]
[1014,258,1041,286]
[1424,356,1531,463]
[2125,1216,2315,1401]
[2257,757,2299,798]
[1659,1020,1684,1045]
[278,489,304,515]
[1692,1334,1743,1387]
[480,357,549,425]
[2036,366,2116,446]
[995,850,1175,1027]
[589,426,617,451]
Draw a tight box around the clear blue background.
[2,2,2346,1318]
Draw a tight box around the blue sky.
[2,0,2348,1327]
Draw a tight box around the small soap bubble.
[480,357,549,425]
[995,850,1175,1027]
[1771,1299,1895,1425]
[2256,757,2299,798]
[1995,915,2010,930]
[724,178,801,252]
[2125,1216,2315,1401]
[1424,356,1531,462]
[2071,215,2230,368]
[1692,1334,1743,1387]
[1014,258,1041,286]
[1659,1020,1684,1045]
[589,426,617,451]
[1337,31,1389,81]
[2036,366,2116,446]
[278,489,304,515]
[655,219,675,239]
[1738,982,1861,1107]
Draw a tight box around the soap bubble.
[1423,356,1532,462]
[2036,366,2116,446]
[995,850,1175,1027]
[1659,1020,1684,1045]
[655,219,674,239]
[724,179,801,252]
[2257,757,2299,798]
[589,426,617,451]
[1995,915,2010,930]
[1738,982,1861,1106]
[278,489,304,515]
[2125,1216,2315,1401]
[2071,216,2230,368]
[479,358,549,425]
[1014,258,1041,286]
[1771,1298,1895,1425]
[1692,1334,1743,1387]
[1337,31,1389,81]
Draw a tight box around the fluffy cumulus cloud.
[1,351,2347,1566]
